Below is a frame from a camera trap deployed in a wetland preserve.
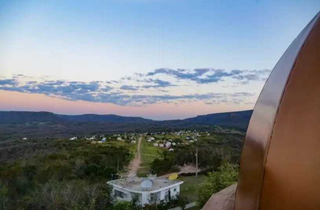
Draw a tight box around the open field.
[137,137,162,177]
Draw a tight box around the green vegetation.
[179,175,206,201]
[198,162,239,208]
[138,138,162,177]
[144,130,243,207]
[149,132,243,175]
[0,128,244,209]
[0,139,133,210]
[112,196,189,210]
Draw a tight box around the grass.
[179,175,206,202]
[137,138,162,177]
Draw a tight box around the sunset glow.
[1,0,319,119]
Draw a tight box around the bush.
[20,179,112,210]
[198,162,239,207]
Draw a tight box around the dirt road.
[127,136,142,177]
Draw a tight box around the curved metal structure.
[235,11,320,210]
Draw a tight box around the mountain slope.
[59,114,153,123]
[183,110,253,129]
[0,110,253,140]
[0,111,66,124]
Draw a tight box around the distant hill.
[183,110,253,130]
[0,110,253,140]
[59,114,153,123]
[0,111,65,124]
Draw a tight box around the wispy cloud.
[120,85,139,91]
[0,68,269,106]
[146,68,271,84]
[0,79,17,85]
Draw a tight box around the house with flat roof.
[107,177,183,206]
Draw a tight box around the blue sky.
[0,0,319,119]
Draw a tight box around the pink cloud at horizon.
[0,90,254,120]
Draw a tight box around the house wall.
[112,186,135,203]
[170,185,180,198]
[141,192,149,206]
[111,184,181,206]
[159,185,180,202]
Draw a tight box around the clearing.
[127,136,142,177]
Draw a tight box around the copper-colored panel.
[235,12,320,210]
[260,14,320,210]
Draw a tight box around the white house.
[108,177,183,206]
[69,137,77,141]
[148,137,155,142]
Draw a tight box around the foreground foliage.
[0,139,132,210]
[150,132,243,175]
[198,162,239,207]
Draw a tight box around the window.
[114,190,126,198]
[150,192,161,202]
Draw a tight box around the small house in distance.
[108,177,183,206]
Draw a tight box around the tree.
[198,162,238,207]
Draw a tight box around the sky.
[0,0,319,120]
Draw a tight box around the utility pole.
[196,147,198,178]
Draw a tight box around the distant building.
[108,177,183,206]
[69,137,77,141]
[22,137,28,140]
[101,137,106,142]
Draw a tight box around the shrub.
[198,162,239,207]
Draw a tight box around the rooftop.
[108,177,183,193]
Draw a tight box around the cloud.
[86,92,254,106]
[0,79,17,85]
[120,85,140,91]
[146,68,271,84]
[0,68,268,106]
[0,77,254,106]
[146,68,210,81]
[142,78,175,89]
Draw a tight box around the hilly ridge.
[0,110,253,140]
[59,114,153,123]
